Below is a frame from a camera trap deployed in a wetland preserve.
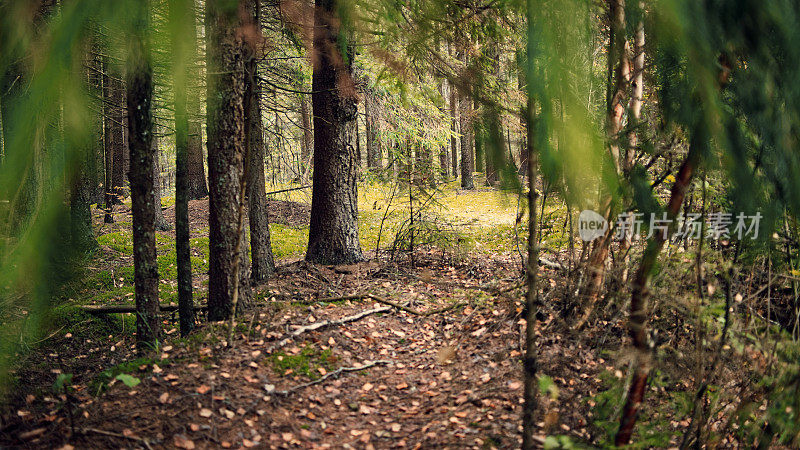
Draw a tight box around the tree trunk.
[187,119,208,199]
[619,12,645,283]
[300,92,313,179]
[101,57,120,223]
[206,0,252,321]
[305,0,363,265]
[449,77,458,178]
[126,0,160,352]
[245,0,276,283]
[169,0,197,336]
[521,1,539,444]
[572,0,630,329]
[109,71,127,205]
[615,138,701,445]
[518,69,528,177]
[459,86,475,190]
[152,134,171,231]
[364,89,381,171]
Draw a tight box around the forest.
[2,0,800,448]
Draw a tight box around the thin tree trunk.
[126,0,160,352]
[573,0,630,329]
[300,92,313,179]
[615,138,702,445]
[101,57,118,224]
[449,77,458,178]
[109,72,127,205]
[206,0,252,321]
[152,134,171,231]
[521,0,539,444]
[619,11,645,283]
[169,0,196,336]
[245,0,275,283]
[187,119,208,199]
[305,0,363,265]
[459,87,474,189]
[364,89,380,170]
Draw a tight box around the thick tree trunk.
[126,0,160,352]
[169,0,197,336]
[305,0,363,265]
[300,92,313,179]
[245,0,276,283]
[206,0,252,321]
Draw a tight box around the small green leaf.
[115,373,141,388]
[53,373,73,393]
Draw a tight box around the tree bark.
[615,138,701,445]
[305,0,363,265]
[364,89,381,171]
[245,0,276,283]
[169,0,197,336]
[449,77,458,178]
[101,56,120,223]
[299,92,313,179]
[109,71,127,205]
[126,0,160,352]
[573,0,630,329]
[521,1,539,445]
[187,119,209,199]
[206,0,252,321]
[152,134,171,231]
[459,86,475,190]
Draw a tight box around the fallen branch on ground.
[269,360,391,396]
[265,306,392,353]
[315,293,465,316]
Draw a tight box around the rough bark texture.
[305,0,364,265]
[169,0,197,336]
[206,0,252,321]
[245,0,276,283]
[126,1,160,352]
[111,77,128,205]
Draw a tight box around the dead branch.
[315,293,465,316]
[265,306,392,353]
[269,360,391,396]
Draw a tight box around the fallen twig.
[269,360,391,396]
[315,293,466,316]
[265,306,392,353]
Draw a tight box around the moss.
[97,231,134,254]
[269,345,335,380]
[270,224,308,258]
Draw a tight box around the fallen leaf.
[199,408,213,418]
[159,392,169,404]
[173,434,195,449]
[196,385,210,394]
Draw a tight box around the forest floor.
[0,182,766,449]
